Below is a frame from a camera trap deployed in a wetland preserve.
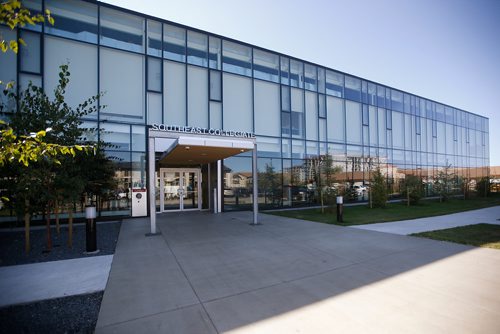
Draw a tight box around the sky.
[103,0,500,166]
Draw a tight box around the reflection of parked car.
[353,185,367,194]
[224,188,235,197]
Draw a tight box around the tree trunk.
[24,199,30,253]
[320,190,324,214]
[68,208,73,248]
[55,198,60,236]
[46,204,52,251]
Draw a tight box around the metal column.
[148,137,157,235]
[252,142,259,225]
[217,160,222,213]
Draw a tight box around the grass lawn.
[411,224,500,250]
[267,195,500,226]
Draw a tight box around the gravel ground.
[0,221,121,333]
[0,291,103,334]
[0,222,121,267]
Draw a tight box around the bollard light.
[336,196,344,223]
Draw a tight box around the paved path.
[96,212,500,333]
[0,255,113,307]
[351,205,500,235]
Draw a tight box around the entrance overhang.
[159,136,254,165]
[147,127,259,235]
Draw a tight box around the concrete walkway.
[96,212,500,333]
[351,205,500,235]
[0,255,113,307]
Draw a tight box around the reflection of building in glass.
[0,0,489,218]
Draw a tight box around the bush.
[476,177,491,197]
[402,175,423,205]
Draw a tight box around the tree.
[476,177,490,198]
[371,167,387,208]
[434,164,455,202]
[1,65,100,252]
[0,0,53,54]
[401,174,423,205]
[258,163,281,207]
[311,154,341,213]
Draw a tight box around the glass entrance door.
[159,168,201,212]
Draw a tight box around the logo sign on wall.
[151,124,255,139]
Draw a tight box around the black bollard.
[85,206,98,253]
[336,196,344,223]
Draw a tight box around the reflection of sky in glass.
[105,0,500,165]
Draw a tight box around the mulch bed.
[0,222,121,267]
[0,291,104,334]
[0,221,122,333]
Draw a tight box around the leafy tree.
[1,65,101,252]
[311,154,341,213]
[476,176,490,198]
[371,167,387,208]
[258,163,281,207]
[401,174,423,205]
[434,164,456,202]
[0,0,53,54]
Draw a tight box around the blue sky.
[104,0,500,166]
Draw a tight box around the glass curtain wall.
[0,0,489,221]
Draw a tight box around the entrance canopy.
[147,126,259,234]
[158,136,254,165]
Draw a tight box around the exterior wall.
[0,0,490,216]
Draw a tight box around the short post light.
[85,205,98,253]
[336,196,344,223]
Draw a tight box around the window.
[281,85,290,111]
[45,0,98,43]
[253,49,279,82]
[318,67,326,93]
[223,40,252,76]
[386,109,392,129]
[368,82,376,105]
[147,20,162,56]
[164,24,186,62]
[290,59,303,88]
[147,57,162,92]
[361,81,368,104]
[435,104,445,122]
[391,89,403,112]
[304,64,317,91]
[23,0,42,32]
[281,111,291,136]
[209,70,222,101]
[209,36,221,70]
[20,31,40,74]
[362,104,369,126]
[344,76,361,102]
[326,70,343,97]
[377,85,385,108]
[187,31,208,67]
[280,56,289,85]
[318,94,326,118]
[100,7,144,53]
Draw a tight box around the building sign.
[151,124,255,138]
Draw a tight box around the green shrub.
[402,175,423,205]
[371,167,387,208]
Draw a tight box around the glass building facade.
[0,0,490,218]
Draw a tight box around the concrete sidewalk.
[96,212,500,333]
[351,205,500,235]
[0,255,113,307]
